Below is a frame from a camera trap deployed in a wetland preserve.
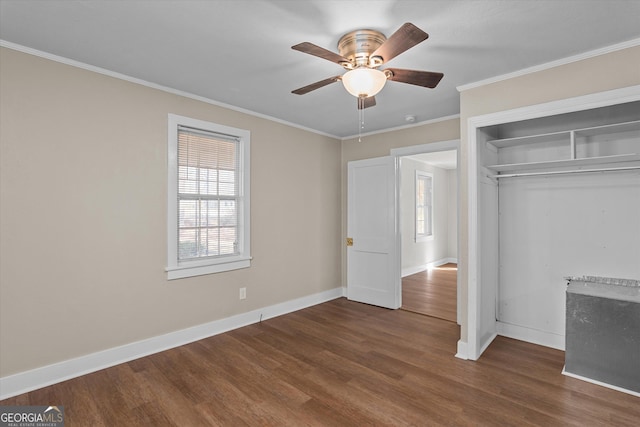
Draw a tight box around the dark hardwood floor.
[2,297,638,426]
[402,263,457,322]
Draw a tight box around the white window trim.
[415,170,434,243]
[166,114,251,280]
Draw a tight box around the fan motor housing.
[337,29,386,69]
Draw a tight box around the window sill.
[166,256,252,280]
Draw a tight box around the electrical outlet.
[239,287,247,300]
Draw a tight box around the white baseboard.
[460,325,563,362]
[401,257,458,277]
[455,340,468,360]
[478,332,498,359]
[0,287,345,400]
[562,367,640,398]
[497,321,565,350]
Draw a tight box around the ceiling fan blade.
[371,23,429,63]
[357,96,376,110]
[292,42,351,65]
[292,76,341,95]
[385,68,444,88]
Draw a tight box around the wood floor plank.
[2,297,638,426]
[402,263,457,321]
[129,400,178,427]
[46,376,108,427]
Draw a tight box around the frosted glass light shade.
[341,68,387,98]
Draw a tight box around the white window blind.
[177,126,240,261]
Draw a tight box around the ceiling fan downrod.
[337,29,387,69]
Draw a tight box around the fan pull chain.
[358,97,365,142]
[358,108,363,142]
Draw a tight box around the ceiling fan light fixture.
[341,68,387,98]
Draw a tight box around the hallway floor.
[401,263,457,322]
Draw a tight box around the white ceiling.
[1,0,639,138]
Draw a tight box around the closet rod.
[490,165,640,179]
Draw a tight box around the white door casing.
[347,156,400,309]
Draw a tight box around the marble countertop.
[565,276,640,302]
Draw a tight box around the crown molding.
[457,38,640,92]
[0,40,341,140]
[341,114,460,141]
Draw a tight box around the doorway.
[392,142,459,323]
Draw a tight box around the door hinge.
[346,237,353,247]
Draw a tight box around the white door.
[347,156,400,309]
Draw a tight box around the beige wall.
[457,45,640,343]
[0,47,342,376]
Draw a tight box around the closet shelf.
[487,153,640,172]
[487,130,568,148]
[574,119,640,138]
[487,119,640,148]
[489,165,640,179]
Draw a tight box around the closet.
[475,100,640,350]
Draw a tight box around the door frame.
[391,139,461,324]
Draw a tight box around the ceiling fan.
[291,23,444,109]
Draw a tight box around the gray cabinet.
[565,278,640,394]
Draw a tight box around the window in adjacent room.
[415,171,433,242]
[166,114,250,279]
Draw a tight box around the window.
[167,114,250,279]
[415,171,433,242]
